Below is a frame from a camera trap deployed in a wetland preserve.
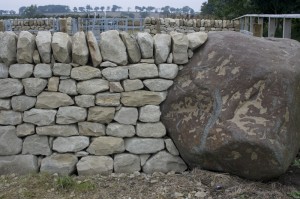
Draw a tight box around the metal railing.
[233,14,300,38]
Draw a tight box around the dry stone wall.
[144,17,240,34]
[0,29,207,176]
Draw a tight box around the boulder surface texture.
[162,31,300,180]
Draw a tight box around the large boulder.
[170,32,189,64]
[161,32,300,180]
[99,30,127,65]
[17,31,35,64]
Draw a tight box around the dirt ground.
[0,164,299,199]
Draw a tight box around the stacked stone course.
[144,17,240,34]
[0,29,207,176]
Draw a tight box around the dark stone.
[161,32,300,180]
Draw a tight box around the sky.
[1,0,206,13]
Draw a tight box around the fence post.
[283,18,291,39]
[59,18,68,33]
[0,20,5,31]
[268,17,276,37]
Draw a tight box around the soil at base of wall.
[0,167,299,199]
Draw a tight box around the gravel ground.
[0,167,299,199]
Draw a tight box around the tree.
[78,7,85,12]
[9,10,16,15]
[73,7,78,12]
[94,6,100,12]
[19,6,26,15]
[170,7,176,13]
[135,6,142,12]
[22,5,38,18]
[86,5,92,12]
[106,6,110,11]
[100,6,105,12]
[37,5,70,13]
[111,5,121,12]
[146,6,155,12]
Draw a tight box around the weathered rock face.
[77,156,113,176]
[161,31,300,180]
[87,31,102,67]
[17,31,35,64]
[0,63,8,78]
[52,32,72,63]
[0,79,23,98]
[40,154,78,175]
[72,31,89,65]
[0,126,22,155]
[137,32,153,59]
[99,30,128,65]
[0,155,38,175]
[9,64,34,78]
[71,66,101,81]
[154,34,171,64]
[0,32,17,66]
[120,32,141,64]
[36,31,52,63]
[22,78,48,96]
[36,92,74,109]
[22,135,51,156]
[170,32,189,64]
[187,32,208,50]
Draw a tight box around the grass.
[55,175,95,192]
[289,191,300,199]
[293,158,300,168]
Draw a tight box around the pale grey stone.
[59,79,77,95]
[121,91,167,107]
[159,64,179,79]
[100,61,117,67]
[75,95,95,108]
[102,67,128,81]
[53,136,89,153]
[87,107,115,124]
[140,154,150,166]
[0,79,23,98]
[40,154,78,175]
[0,111,22,125]
[188,49,194,58]
[72,31,89,65]
[123,79,144,91]
[99,30,128,65]
[77,79,109,95]
[16,123,35,137]
[33,50,41,64]
[0,32,17,66]
[36,31,52,63]
[78,122,105,137]
[53,63,72,76]
[22,135,51,156]
[114,154,141,173]
[137,32,153,59]
[23,109,56,126]
[167,53,173,64]
[87,31,102,67]
[165,138,180,156]
[140,59,155,64]
[9,64,33,78]
[106,123,135,137]
[129,63,158,79]
[77,156,113,176]
[109,82,124,92]
[56,106,87,124]
[22,78,48,96]
[11,95,36,111]
[114,107,138,125]
[143,79,173,91]
[143,151,187,174]
[75,151,89,157]
[0,155,38,175]
[34,64,52,78]
[96,93,120,107]
[52,32,72,63]
[48,77,59,92]
[187,32,208,50]
[17,31,35,64]
[136,122,166,138]
[154,34,171,64]
[36,125,79,137]
[36,92,74,109]
[0,126,22,155]
[120,31,141,64]
[124,138,165,154]
[171,32,189,64]
[87,136,125,155]
[0,99,10,110]
[139,105,161,122]
[71,66,101,81]
[0,63,8,78]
